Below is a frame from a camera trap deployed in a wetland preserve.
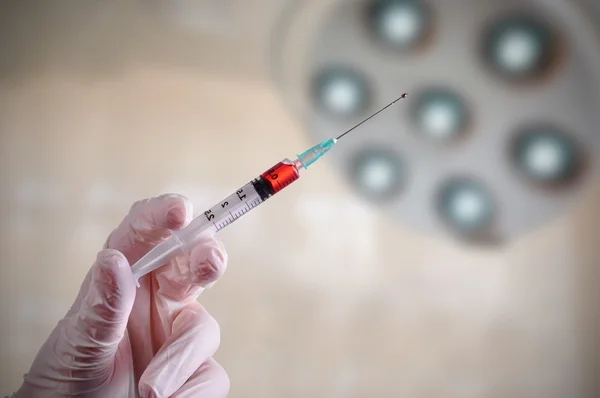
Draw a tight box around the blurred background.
[0,0,599,397]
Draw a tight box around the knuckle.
[192,308,221,352]
[128,198,147,213]
[160,194,191,215]
[179,306,221,350]
[202,311,221,343]
[159,193,188,201]
[207,360,230,397]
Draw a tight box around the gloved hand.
[14,194,230,398]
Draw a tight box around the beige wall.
[0,1,598,397]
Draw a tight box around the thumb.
[67,249,136,367]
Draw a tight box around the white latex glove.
[13,194,230,398]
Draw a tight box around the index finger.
[106,194,194,264]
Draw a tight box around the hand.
[14,194,230,398]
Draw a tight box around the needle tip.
[393,93,408,103]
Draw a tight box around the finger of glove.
[138,304,221,398]
[65,269,93,318]
[64,250,136,370]
[107,194,193,264]
[171,358,230,398]
[154,236,228,306]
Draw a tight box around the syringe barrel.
[130,235,187,285]
[129,159,302,285]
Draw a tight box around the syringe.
[130,93,408,285]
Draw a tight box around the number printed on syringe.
[204,184,263,232]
